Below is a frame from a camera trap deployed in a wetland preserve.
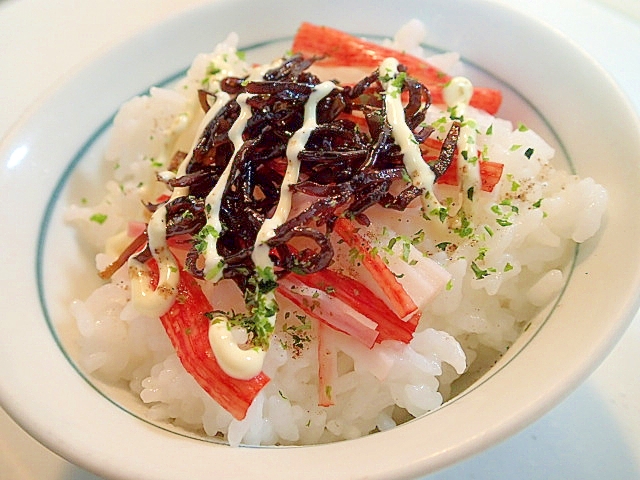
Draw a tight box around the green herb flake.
[89,213,108,225]
[448,106,464,122]
[214,267,279,350]
[436,241,452,251]
[205,260,224,281]
[482,144,490,161]
[389,72,407,98]
[491,201,518,227]
[348,247,364,264]
[195,231,211,254]
[411,229,425,245]
[454,214,473,238]
[150,157,164,168]
[325,385,333,400]
[467,186,475,201]
[500,199,519,213]
[461,118,478,129]
[280,314,314,357]
[431,116,448,128]
[206,63,221,76]
[402,243,411,263]
[471,261,489,279]
[430,207,449,223]
[524,147,534,159]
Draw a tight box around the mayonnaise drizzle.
[169,61,283,285]
[251,80,337,269]
[202,92,253,282]
[379,58,443,212]
[127,54,303,378]
[442,76,480,209]
[127,93,232,318]
[199,58,296,281]
[173,92,232,199]
[205,80,337,379]
[128,204,180,318]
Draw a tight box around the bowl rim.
[2,0,640,479]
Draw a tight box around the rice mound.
[65,27,607,446]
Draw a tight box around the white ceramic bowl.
[2,0,640,478]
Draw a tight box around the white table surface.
[0,0,639,478]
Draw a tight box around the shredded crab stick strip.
[278,275,380,348]
[279,267,419,346]
[333,217,420,321]
[434,154,504,192]
[292,22,502,114]
[349,222,453,312]
[152,261,270,420]
[317,321,338,407]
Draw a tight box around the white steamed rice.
[64,22,607,446]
